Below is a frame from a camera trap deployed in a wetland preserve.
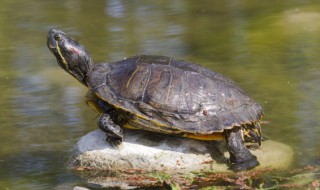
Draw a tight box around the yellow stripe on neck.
[56,41,68,67]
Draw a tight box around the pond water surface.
[0,0,320,189]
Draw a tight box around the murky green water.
[0,0,320,189]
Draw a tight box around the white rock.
[70,129,293,173]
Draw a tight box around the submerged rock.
[69,129,293,189]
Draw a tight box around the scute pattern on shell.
[88,55,263,134]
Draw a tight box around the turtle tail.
[243,122,263,146]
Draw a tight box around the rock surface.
[69,129,294,189]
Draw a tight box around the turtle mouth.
[47,41,56,52]
[47,33,57,53]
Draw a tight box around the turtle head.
[47,29,93,86]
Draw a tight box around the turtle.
[47,29,264,171]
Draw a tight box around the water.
[0,0,320,189]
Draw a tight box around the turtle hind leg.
[98,113,123,148]
[224,127,259,171]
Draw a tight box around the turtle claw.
[229,155,259,171]
[106,136,123,149]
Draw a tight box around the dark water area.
[0,0,320,189]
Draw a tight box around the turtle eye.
[54,34,62,41]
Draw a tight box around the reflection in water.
[296,64,320,166]
[0,0,320,189]
[106,0,125,19]
[13,75,51,125]
[105,0,187,60]
[62,87,83,126]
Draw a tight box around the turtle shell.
[87,55,263,135]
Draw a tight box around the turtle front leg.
[224,127,259,171]
[98,113,123,148]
